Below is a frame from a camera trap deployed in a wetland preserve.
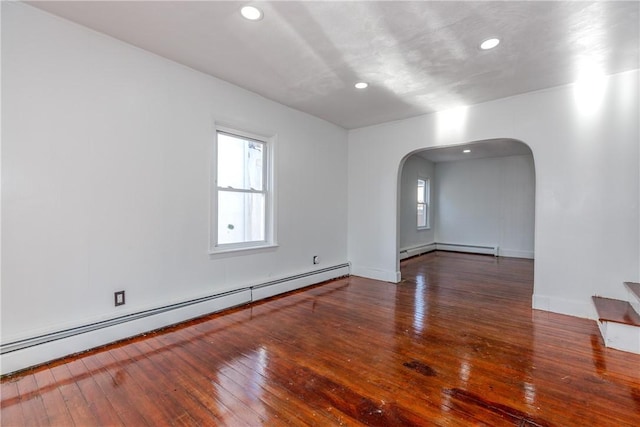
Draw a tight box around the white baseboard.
[498,249,534,259]
[1,263,350,375]
[532,294,595,319]
[350,265,401,283]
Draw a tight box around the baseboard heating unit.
[436,243,499,256]
[399,243,437,259]
[400,243,498,259]
[0,263,350,375]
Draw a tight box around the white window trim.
[209,124,277,254]
[417,177,431,230]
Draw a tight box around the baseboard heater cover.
[0,287,249,356]
[400,243,499,259]
[1,263,350,374]
[400,243,436,259]
[252,263,350,301]
[435,243,499,256]
[252,264,350,289]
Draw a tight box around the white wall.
[1,3,348,369]
[435,155,535,258]
[348,69,639,318]
[399,155,435,250]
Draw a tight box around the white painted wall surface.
[434,155,535,259]
[2,3,348,355]
[399,156,435,250]
[348,69,639,318]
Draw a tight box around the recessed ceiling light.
[355,82,369,89]
[463,149,471,153]
[241,5,263,21]
[480,38,500,50]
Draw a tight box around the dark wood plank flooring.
[2,252,640,426]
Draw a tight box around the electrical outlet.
[313,255,320,265]
[114,290,125,306]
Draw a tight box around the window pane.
[424,179,430,203]
[417,179,425,203]
[217,191,265,245]
[217,132,263,190]
[417,203,426,227]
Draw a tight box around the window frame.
[210,124,276,254]
[417,177,430,230]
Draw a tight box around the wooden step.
[624,281,640,301]
[625,281,640,316]
[592,296,640,326]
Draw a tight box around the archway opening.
[396,138,536,273]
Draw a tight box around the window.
[212,127,273,252]
[417,178,430,229]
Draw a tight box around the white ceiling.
[28,1,640,129]
[417,138,532,163]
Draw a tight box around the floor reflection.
[213,347,269,420]
[413,275,426,334]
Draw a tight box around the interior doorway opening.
[396,138,536,269]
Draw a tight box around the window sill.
[209,243,279,257]
[417,227,431,231]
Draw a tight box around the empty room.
[1,1,639,426]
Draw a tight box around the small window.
[417,178,430,229]
[212,127,273,252]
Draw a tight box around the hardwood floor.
[2,252,640,426]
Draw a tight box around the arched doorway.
[396,138,536,273]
